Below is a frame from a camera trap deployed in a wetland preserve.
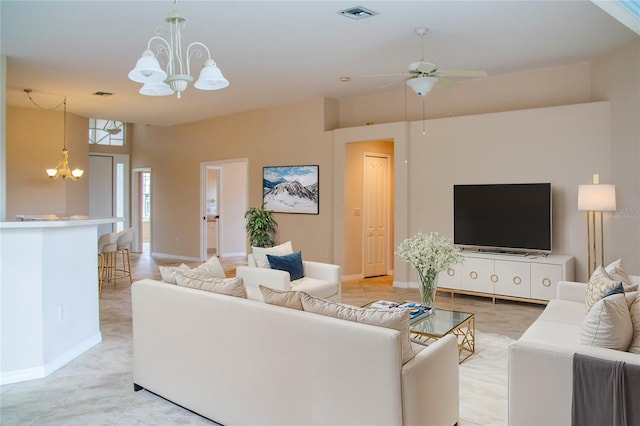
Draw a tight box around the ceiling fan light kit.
[406,76,439,96]
[128,0,229,99]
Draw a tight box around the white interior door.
[363,154,390,277]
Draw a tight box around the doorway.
[363,153,390,277]
[200,159,248,261]
[132,168,151,254]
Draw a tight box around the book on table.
[369,300,433,321]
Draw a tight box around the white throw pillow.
[259,285,303,310]
[299,293,415,364]
[625,291,640,354]
[579,293,633,351]
[192,255,226,279]
[252,241,293,268]
[585,266,620,311]
[605,259,637,292]
[175,270,246,298]
[159,263,190,284]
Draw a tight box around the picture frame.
[263,165,319,214]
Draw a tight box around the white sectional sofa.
[131,279,459,426]
[508,277,640,425]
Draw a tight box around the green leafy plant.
[244,205,278,248]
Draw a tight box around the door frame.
[132,167,150,253]
[362,152,391,277]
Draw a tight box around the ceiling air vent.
[338,6,378,20]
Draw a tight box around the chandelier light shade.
[406,76,439,96]
[128,1,229,99]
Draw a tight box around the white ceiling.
[2,1,637,126]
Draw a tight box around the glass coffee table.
[409,308,475,363]
[363,301,475,363]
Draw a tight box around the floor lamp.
[577,182,616,277]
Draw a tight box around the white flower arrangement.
[395,232,464,275]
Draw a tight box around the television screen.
[453,183,552,253]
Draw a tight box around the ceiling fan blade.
[436,78,456,88]
[378,77,410,89]
[435,69,488,78]
[363,72,410,78]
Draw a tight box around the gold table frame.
[409,310,475,364]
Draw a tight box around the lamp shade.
[194,59,230,90]
[128,50,167,83]
[578,184,616,211]
[406,76,438,96]
[139,81,174,96]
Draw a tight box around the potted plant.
[244,205,278,248]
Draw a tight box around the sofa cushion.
[536,299,587,327]
[267,251,304,280]
[605,258,637,292]
[585,266,620,311]
[175,270,246,298]
[252,241,293,268]
[290,277,337,299]
[259,285,303,310]
[299,293,415,363]
[579,293,632,351]
[159,263,190,284]
[519,320,583,349]
[191,256,226,279]
[626,291,640,354]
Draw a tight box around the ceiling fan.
[367,27,488,96]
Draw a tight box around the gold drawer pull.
[513,276,522,285]
[491,274,498,283]
[470,271,478,279]
[542,278,552,287]
[447,268,455,277]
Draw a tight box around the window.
[89,119,125,146]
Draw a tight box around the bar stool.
[116,228,134,285]
[98,232,118,297]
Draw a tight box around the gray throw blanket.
[572,353,640,426]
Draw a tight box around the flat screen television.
[453,183,552,253]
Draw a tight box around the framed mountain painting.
[263,165,319,214]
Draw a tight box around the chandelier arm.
[186,42,212,75]
[146,35,172,74]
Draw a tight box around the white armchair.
[236,254,341,302]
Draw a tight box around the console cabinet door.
[462,257,495,294]
[438,264,463,290]
[494,260,531,298]
[531,263,562,300]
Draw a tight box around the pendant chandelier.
[25,89,84,181]
[128,0,229,99]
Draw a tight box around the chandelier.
[25,89,84,180]
[128,0,229,99]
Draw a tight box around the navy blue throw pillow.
[603,282,624,298]
[267,251,304,281]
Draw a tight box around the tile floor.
[0,251,544,425]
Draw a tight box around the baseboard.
[342,273,364,281]
[0,332,102,385]
[151,252,201,262]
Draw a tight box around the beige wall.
[6,106,89,220]
[131,97,335,261]
[343,140,395,277]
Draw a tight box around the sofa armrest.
[556,281,587,302]
[303,260,341,282]
[402,335,459,426]
[235,266,291,301]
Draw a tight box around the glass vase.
[417,268,439,307]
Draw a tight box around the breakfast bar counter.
[0,216,120,384]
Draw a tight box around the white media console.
[437,251,575,304]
